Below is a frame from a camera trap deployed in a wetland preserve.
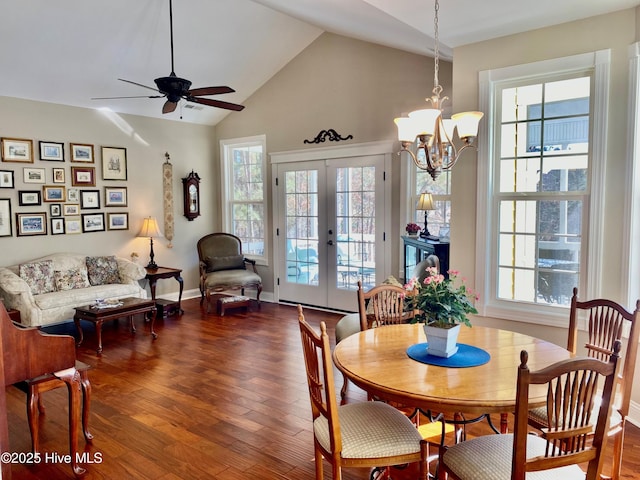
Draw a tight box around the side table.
[145,266,184,316]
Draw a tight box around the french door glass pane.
[285,170,319,286]
[336,166,376,290]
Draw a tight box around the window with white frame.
[476,51,610,323]
[411,166,451,237]
[220,135,267,264]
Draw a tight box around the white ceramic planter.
[423,323,461,357]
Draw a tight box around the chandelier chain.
[433,0,440,91]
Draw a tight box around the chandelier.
[394,0,483,181]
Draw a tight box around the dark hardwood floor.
[4,299,640,479]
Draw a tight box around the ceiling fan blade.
[163,100,178,114]
[188,97,245,112]
[187,86,235,96]
[118,78,161,93]
[92,95,164,100]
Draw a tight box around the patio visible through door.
[275,154,386,311]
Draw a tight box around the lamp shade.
[416,193,435,211]
[137,217,164,238]
[408,108,441,136]
[394,117,419,142]
[452,111,484,139]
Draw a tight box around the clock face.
[189,184,197,211]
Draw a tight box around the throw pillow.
[19,260,55,295]
[54,269,90,291]
[86,256,121,286]
[205,254,245,272]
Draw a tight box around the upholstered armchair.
[197,233,262,312]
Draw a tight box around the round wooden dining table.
[332,324,572,433]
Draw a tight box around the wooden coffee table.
[74,297,157,354]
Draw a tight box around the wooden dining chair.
[297,305,428,480]
[439,341,621,480]
[357,280,416,331]
[527,287,640,480]
[337,279,416,401]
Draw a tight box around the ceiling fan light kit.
[94,0,244,115]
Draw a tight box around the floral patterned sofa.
[0,253,147,327]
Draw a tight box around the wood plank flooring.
[4,299,640,479]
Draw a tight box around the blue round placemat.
[406,342,490,368]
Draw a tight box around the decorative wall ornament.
[163,152,174,248]
[182,170,201,221]
[303,129,353,144]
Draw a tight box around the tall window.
[220,135,267,264]
[477,51,610,324]
[411,166,451,237]
[496,77,590,306]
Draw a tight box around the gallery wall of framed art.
[0,138,130,237]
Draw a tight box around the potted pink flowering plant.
[405,223,421,237]
[405,267,478,357]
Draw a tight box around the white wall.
[0,96,217,298]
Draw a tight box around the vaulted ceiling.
[1,0,638,125]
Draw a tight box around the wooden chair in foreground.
[0,303,86,477]
[527,287,640,480]
[439,341,621,480]
[297,305,428,480]
[18,360,93,455]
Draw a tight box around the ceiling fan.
[93,0,244,114]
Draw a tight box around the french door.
[273,151,388,311]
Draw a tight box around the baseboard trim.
[628,400,640,427]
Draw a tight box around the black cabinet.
[402,236,450,281]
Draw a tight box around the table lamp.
[137,217,163,269]
[416,193,437,240]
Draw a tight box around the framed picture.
[51,217,65,235]
[52,167,65,183]
[23,167,46,184]
[50,203,62,217]
[1,138,33,163]
[43,185,66,202]
[63,204,80,216]
[0,170,14,189]
[39,141,64,161]
[16,212,47,236]
[67,188,79,202]
[80,189,100,209]
[101,147,127,180]
[71,167,95,186]
[0,199,12,237]
[104,186,127,207]
[18,190,42,206]
[70,143,94,163]
[107,212,129,230]
[81,213,105,232]
[65,217,82,234]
